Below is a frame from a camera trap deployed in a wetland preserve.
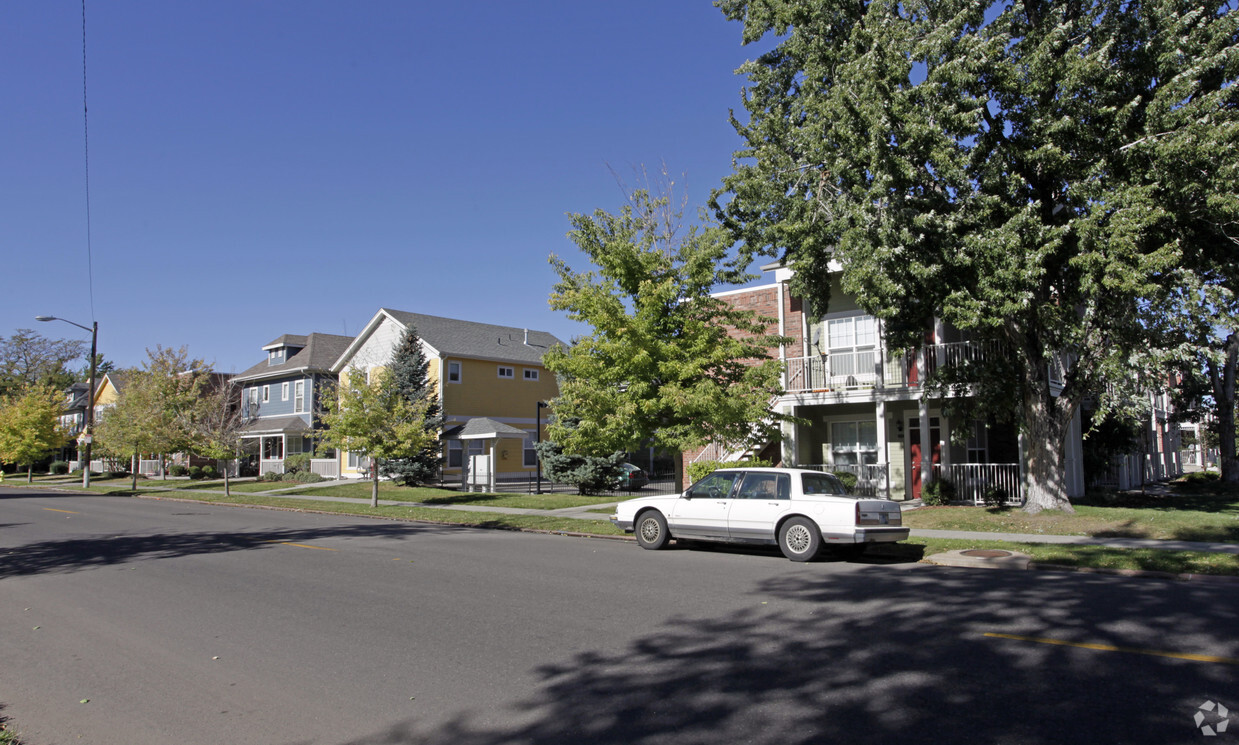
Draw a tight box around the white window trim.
[262,385,270,403]
[523,368,539,381]
[498,366,515,379]
[281,382,289,401]
[294,381,305,414]
[447,361,462,384]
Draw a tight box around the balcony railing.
[311,458,339,478]
[783,340,1007,394]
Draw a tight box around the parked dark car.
[615,463,649,491]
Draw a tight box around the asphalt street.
[2,488,1237,745]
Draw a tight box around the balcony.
[783,340,1006,395]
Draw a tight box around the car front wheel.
[634,510,670,550]
[778,517,822,562]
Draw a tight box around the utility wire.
[82,0,96,322]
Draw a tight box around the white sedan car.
[610,467,909,561]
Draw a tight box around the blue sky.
[1,1,772,374]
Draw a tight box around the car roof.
[710,467,831,475]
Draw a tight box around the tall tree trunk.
[223,462,231,497]
[1210,332,1238,483]
[26,464,32,484]
[131,453,138,491]
[1021,389,1076,514]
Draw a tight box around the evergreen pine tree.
[380,325,444,485]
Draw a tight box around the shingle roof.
[262,334,308,350]
[380,309,565,365]
[234,332,354,382]
[442,417,530,440]
[240,416,312,435]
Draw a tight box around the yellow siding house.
[330,308,564,485]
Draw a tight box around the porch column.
[875,319,885,391]
[875,399,889,499]
[919,397,932,489]
[780,402,798,467]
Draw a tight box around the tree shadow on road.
[0,521,462,581]
[337,567,1239,745]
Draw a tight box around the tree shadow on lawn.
[0,521,461,581]
[335,566,1239,745]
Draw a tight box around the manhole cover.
[961,549,1013,558]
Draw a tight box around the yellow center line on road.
[984,632,1239,665]
[264,541,337,551]
[43,508,79,514]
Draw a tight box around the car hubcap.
[640,518,660,543]
[786,525,811,553]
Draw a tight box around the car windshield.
[800,472,852,496]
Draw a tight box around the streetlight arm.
[36,315,93,334]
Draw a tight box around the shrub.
[831,471,859,491]
[1181,471,1220,484]
[169,464,188,477]
[188,465,204,480]
[685,458,773,485]
[50,461,70,475]
[201,464,218,480]
[921,479,956,506]
[982,486,1008,507]
[534,441,624,495]
[293,470,324,484]
[284,453,313,474]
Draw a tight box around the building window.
[523,369,539,381]
[966,420,988,463]
[524,436,538,467]
[262,437,284,460]
[294,381,305,413]
[281,382,289,401]
[447,361,462,383]
[248,387,259,406]
[262,385,270,403]
[347,450,370,472]
[498,366,514,379]
[447,440,484,468]
[829,420,878,466]
[825,315,877,380]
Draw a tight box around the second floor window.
[262,385,270,403]
[825,314,877,378]
[498,366,514,379]
[281,382,290,401]
[447,361,462,383]
[294,381,305,413]
[523,369,539,381]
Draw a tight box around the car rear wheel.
[634,510,670,550]
[778,517,821,562]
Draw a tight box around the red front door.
[908,416,941,499]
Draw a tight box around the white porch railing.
[260,459,285,476]
[934,463,1022,505]
[311,459,339,478]
[139,459,163,476]
[800,463,890,497]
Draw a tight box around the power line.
[81,0,96,322]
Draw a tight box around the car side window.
[738,473,790,500]
[687,472,740,499]
[801,473,849,495]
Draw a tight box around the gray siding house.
[232,332,353,475]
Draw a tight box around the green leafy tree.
[0,385,67,482]
[545,182,790,490]
[317,368,437,507]
[0,329,87,396]
[712,0,1237,511]
[378,326,444,486]
[187,379,255,497]
[95,367,160,490]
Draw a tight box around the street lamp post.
[36,316,97,489]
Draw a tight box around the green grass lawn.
[9,474,1238,577]
[903,478,1239,544]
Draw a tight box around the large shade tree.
[713,0,1238,511]
[545,183,790,490]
